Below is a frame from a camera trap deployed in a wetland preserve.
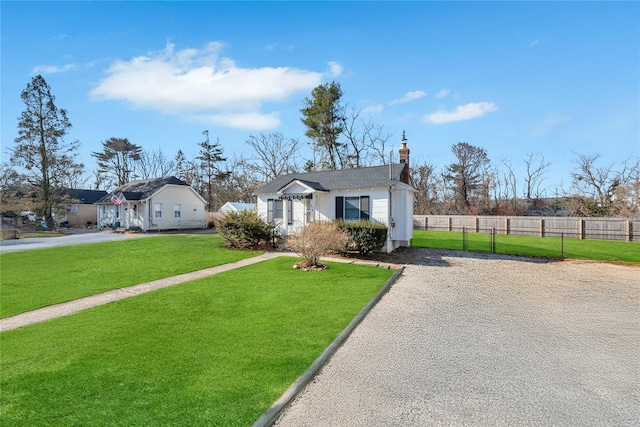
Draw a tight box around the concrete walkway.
[0,252,284,332]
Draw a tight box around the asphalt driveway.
[275,250,640,426]
[0,229,215,253]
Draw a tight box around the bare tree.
[570,153,639,216]
[245,132,301,181]
[340,105,392,168]
[208,155,262,210]
[137,148,176,180]
[410,160,439,214]
[0,163,38,215]
[501,158,519,211]
[523,152,551,200]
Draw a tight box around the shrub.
[285,222,349,269]
[217,210,275,249]
[336,220,388,254]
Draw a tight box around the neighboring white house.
[255,140,415,252]
[219,202,256,214]
[95,176,207,231]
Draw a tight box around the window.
[115,204,121,219]
[66,205,78,213]
[335,196,369,220]
[174,203,182,218]
[267,199,283,222]
[345,197,360,219]
[100,206,106,219]
[287,200,293,225]
[154,203,163,219]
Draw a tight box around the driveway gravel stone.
[274,251,640,426]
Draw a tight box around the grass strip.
[0,257,394,426]
[412,230,640,263]
[0,235,260,318]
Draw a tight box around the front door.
[128,203,140,228]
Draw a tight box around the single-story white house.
[219,202,256,214]
[255,140,415,252]
[95,176,207,231]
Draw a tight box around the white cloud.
[361,103,384,115]
[32,63,76,74]
[90,42,324,130]
[390,90,427,105]
[530,39,541,47]
[423,102,498,124]
[435,89,450,98]
[189,112,281,130]
[327,61,343,77]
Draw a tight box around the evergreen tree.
[92,137,142,187]
[11,75,83,228]
[197,130,228,211]
[300,81,344,170]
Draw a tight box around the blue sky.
[2,1,638,194]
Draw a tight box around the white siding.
[256,183,414,252]
[147,185,205,230]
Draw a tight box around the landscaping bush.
[217,210,275,249]
[285,222,349,269]
[336,220,388,254]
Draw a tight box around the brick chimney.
[399,130,410,184]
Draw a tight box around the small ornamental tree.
[217,210,274,249]
[285,222,349,270]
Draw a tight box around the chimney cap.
[402,130,407,142]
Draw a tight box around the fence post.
[424,216,428,230]
[448,216,452,232]
[540,218,544,237]
[492,228,496,253]
[626,220,631,242]
[579,219,584,240]
[505,217,510,235]
[462,226,467,251]
[475,217,480,233]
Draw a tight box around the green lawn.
[0,235,261,318]
[412,230,640,263]
[0,257,394,426]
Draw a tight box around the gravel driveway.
[275,250,640,426]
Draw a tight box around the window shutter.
[335,196,344,219]
[267,199,274,222]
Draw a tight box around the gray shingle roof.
[65,189,108,204]
[256,164,407,194]
[96,176,190,203]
